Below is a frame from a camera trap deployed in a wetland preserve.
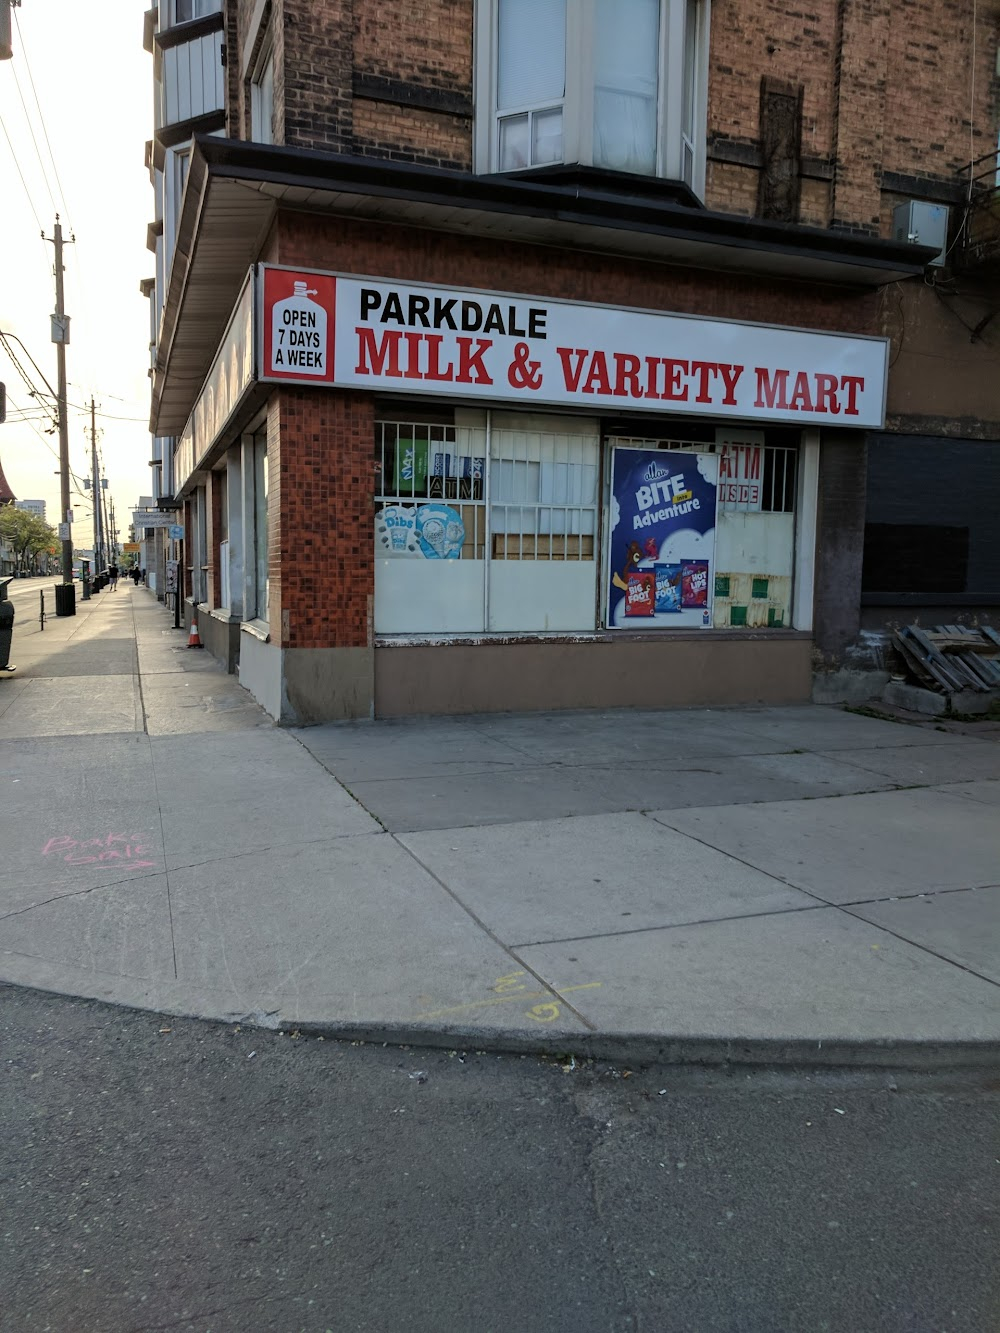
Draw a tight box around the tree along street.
[1,985,997,1333]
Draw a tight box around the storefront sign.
[607,448,719,630]
[257,267,889,428]
[132,510,176,530]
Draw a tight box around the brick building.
[143,0,1000,721]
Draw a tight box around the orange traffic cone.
[187,612,204,649]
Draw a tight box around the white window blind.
[497,0,566,109]
[497,0,566,170]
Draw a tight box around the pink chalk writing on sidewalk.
[41,832,157,870]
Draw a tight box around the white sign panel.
[257,266,889,429]
[132,510,176,530]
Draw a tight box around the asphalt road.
[1,985,997,1333]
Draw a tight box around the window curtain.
[593,0,660,174]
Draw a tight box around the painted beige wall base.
[374,636,813,718]
[239,632,375,722]
[238,629,282,719]
[283,647,374,724]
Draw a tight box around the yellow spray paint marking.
[493,971,527,993]
[414,978,601,1022]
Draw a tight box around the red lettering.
[788,371,814,412]
[690,360,718,403]
[455,337,493,385]
[661,358,689,401]
[841,375,864,416]
[423,334,455,383]
[814,373,840,414]
[754,367,790,410]
[556,347,588,392]
[644,356,662,399]
[355,327,403,377]
[613,353,642,398]
[582,351,611,395]
[403,332,425,379]
[718,363,744,406]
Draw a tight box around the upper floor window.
[250,44,275,144]
[476,0,709,195]
[170,0,222,25]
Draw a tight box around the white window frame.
[252,432,269,624]
[250,40,275,144]
[474,0,710,196]
[168,0,222,27]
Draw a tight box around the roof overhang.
[151,135,938,438]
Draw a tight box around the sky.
[0,0,153,546]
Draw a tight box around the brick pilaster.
[274,387,374,650]
[830,0,890,235]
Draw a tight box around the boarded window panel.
[862,524,969,594]
[756,77,803,223]
[488,421,599,631]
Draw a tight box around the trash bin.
[0,580,15,673]
[54,582,76,617]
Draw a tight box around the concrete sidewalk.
[1,584,998,1064]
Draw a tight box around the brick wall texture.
[271,388,375,650]
[224,0,999,234]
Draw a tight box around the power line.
[0,111,44,233]
[5,393,91,498]
[9,58,59,218]
[12,8,71,226]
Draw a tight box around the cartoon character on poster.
[415,504,465,559]
[607,448,719,628]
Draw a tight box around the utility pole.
[44,214,74,586]
[89,397,103,569]
[108,496,117,565]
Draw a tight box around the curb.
[282,1017,1000,1073]
[3,974,999,1074]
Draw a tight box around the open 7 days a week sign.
[257,266,889,428]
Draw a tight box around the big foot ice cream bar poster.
[607,448,719,629]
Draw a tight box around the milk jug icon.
[271,280,327,376]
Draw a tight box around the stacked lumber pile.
[893,624,1000,695]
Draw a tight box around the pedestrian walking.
[132,567,141,586]
[108,564,119,591]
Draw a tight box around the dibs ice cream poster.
[607,447,719,629]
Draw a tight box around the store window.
[374,412,599,634]
[193,484,208,604]
[216,468,229,609]
[607,435,797,629]
[477,0,710,193]
[252,432,269,622]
